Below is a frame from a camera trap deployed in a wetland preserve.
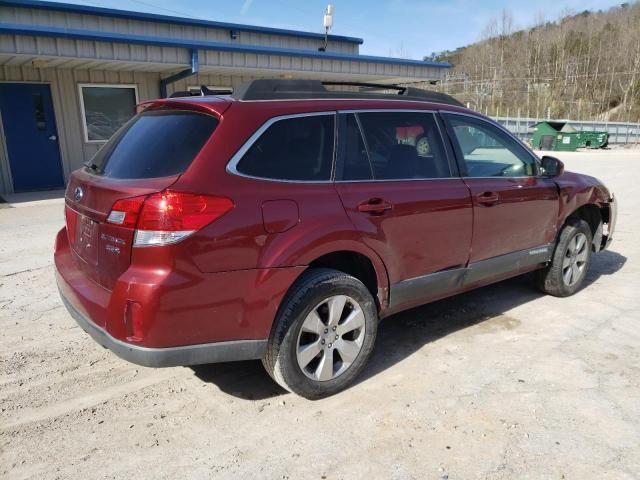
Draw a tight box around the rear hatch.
[65,107,220,290]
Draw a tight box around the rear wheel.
[536,218,592,297]
[262,268,378,399]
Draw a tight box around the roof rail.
[201,86,234,96]
[230,79,464,107]
[169,86,233,98]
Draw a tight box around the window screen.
[446,114,536,177]
[354,112,451,180]
[88,110,218,179]
[236,115,335,181]
[80,85,138,142]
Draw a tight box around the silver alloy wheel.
[416,136,431,157]
[562,232,588,286]
[296,295,366,382]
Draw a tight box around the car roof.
[230,79,464,106]
[150,79,473,115]
[138,96,477,120]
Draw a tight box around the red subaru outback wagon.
[55,80,617,398]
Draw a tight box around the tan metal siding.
[0,6,359,55]
[1,32,191,67]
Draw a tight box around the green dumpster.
[530,121,609,151]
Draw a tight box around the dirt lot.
[1,150,639,480]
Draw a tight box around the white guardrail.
[493,117,640,145]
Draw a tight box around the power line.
[71,0,226,21]
[125,0,201,18]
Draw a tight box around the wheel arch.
[555,176,612,253]
[259,227,391,312]
[307,250,384,310]
[284,242,390,313]
[562,203,604,252]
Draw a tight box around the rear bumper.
[58,288,266,367]
[54,225,303,366]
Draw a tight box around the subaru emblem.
[74,186,83,202]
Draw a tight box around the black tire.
[536,218,592,297]
[262,268,378,399]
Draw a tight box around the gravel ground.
[1,150,638,480]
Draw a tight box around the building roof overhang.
[0,21,451,69]
[0,0,365,45]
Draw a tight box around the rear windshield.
[87,110,218,179]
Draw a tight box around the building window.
[79,84,138,143]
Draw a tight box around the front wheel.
[262,268,378,399]
[536,218,592,297]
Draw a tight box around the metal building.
[0,0,450,194]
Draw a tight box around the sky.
[50,0,626,58]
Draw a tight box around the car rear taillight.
[107,191,234,247]
[107,196,146,228]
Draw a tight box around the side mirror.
[540,156,564,177]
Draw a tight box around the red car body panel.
[554,171,614,230]
[56,227,305,347]
[64,171,180,290]
[335,178,473,283]
[464,176,560,262]
[54,94,617,367]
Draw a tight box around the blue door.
[0,83,64,192]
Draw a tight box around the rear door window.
[347,111,451,180]
[234,114,335,181]
[89,110,218,179]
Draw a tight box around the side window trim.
[434,112,461,178]
[335,113,375,182]
[353,113,375,180]
[226,111,337,184]
[442,111,540,178]
[335,109,455,183]
[440,112,469,177]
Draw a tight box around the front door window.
[447,115,537,178]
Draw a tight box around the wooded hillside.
[422,3,640,122]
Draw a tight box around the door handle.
[476,191,500,206]
[358,198,393,215]
[48,135,57,141]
